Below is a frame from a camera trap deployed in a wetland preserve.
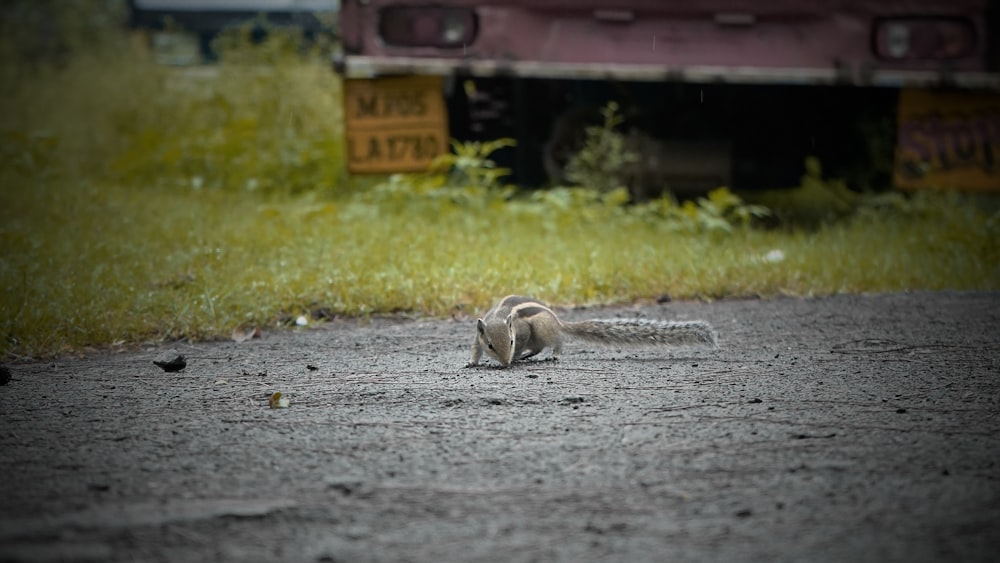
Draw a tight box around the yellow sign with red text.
[895,89,1000,191]
[344,75,449,173]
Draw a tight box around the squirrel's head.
[477,315,516,366]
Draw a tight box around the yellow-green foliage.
[743,157,860,227]
[1,22,998,357]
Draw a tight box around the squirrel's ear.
[477,319,486,334]
[504,314,513,326]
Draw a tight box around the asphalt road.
[1,292,998,562]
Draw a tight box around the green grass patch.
[2,30,998,358]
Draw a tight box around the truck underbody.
[445,76,901,191]
[337,0,1000,193]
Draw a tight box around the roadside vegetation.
[1,8,998,358]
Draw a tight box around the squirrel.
[467,295,717,367]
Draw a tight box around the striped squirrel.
[467,295,717,367]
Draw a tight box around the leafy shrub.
[109,32,344,197]
[742,157,857,228]
[375,138,768,235]
[562,101,638,193]
[0,0,128,71]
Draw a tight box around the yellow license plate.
[895,89,1000,191]
[344,75,449,173]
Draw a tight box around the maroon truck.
[336,0,1000,193]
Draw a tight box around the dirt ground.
[1,292,998,563]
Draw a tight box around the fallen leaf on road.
[232,325,261,343]
[269,391,290,409]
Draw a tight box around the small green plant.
[429,138,517,190]
[430,137,517,189]
[563,101,638,193]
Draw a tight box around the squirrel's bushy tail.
[562,319,717,346]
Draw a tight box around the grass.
[1,29,998,358]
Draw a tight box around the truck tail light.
[379,6,477,48]
[873,17,977,61]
